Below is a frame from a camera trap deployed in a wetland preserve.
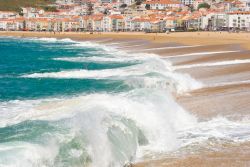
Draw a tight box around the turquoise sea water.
[0,37,131,101]
[1,37,250,167]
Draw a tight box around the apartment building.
[227,11,250,30]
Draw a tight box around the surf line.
[174,59,250,70]
[206,79,250,88]
[163,50,240,59]
[137,45,202,51]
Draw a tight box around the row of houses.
[1,11,249,32]
[0,14,162,32]
[185,11,250,30]
[0,0,250,32]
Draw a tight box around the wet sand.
[136,141,250,167]
[1,31,250,167]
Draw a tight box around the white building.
[227,11,250,30]
[0,19,7,30]
[180,0,194,5]
[118,0,134,5]
[143,0,183,10]
[56,0,75,5]
[102,16,111,31]
[0,19,21,31]
[240,0,250,11]
[0,11,18,19]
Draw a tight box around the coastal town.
[0,0,250,33]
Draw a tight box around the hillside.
[0,0,56,12]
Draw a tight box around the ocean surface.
[0,37,250,167]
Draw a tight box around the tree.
[87,2,94,15]
[198,3,210,10]
[190,5,195,12]
[103,9,108,15]
[43,6,58,12]
[145,4,150,10]
[120,4,127,8]
[135,0,142,5]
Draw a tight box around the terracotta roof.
[132,17,150,22]
[164,16,176,20]
[149,18,161,23]
[0,18,15,22]
[227,11,250,14]
[91,15,103,21]
[109,15,124,19]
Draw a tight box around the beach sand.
[0,31,250,49]
[1,31,250,166]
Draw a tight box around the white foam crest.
[0,90,197,155]
[117,44,144,49]
[123,68,203,94]
[71,41,116,51]
[59,38,75,43]
[23,56,203,93]
[2,92,250,165]
[175,59,250,70]
[138,45,202,51]
[0,142,58,167]
[22,53,163,79]
[105,41,143,46]
[24,37,113,51]
[207,79,250,88]
[21,68,145,79]
[54,56,136,63]
[28,37,58,42]
[0,99,61,128]
[179,117,250,147]
[53,52,156,63]
[24,37,76,43]
[165,50,240,59]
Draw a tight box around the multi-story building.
[227,11,250,30]
[0,11,18,19]
[56,0,75,5]
[109,15,125,31]
[180,0,194,5]
[143,0,183,10]
[199,12,225,30]
[240,0,250,11]
[102,16,112,31]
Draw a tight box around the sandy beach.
[1,31,250,166]
[0,31,250,49]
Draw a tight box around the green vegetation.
[43,6,58,12]
[197,2,210,10]
[135,0,143,5]
[0,0,56,12]
[120,4,127,8]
